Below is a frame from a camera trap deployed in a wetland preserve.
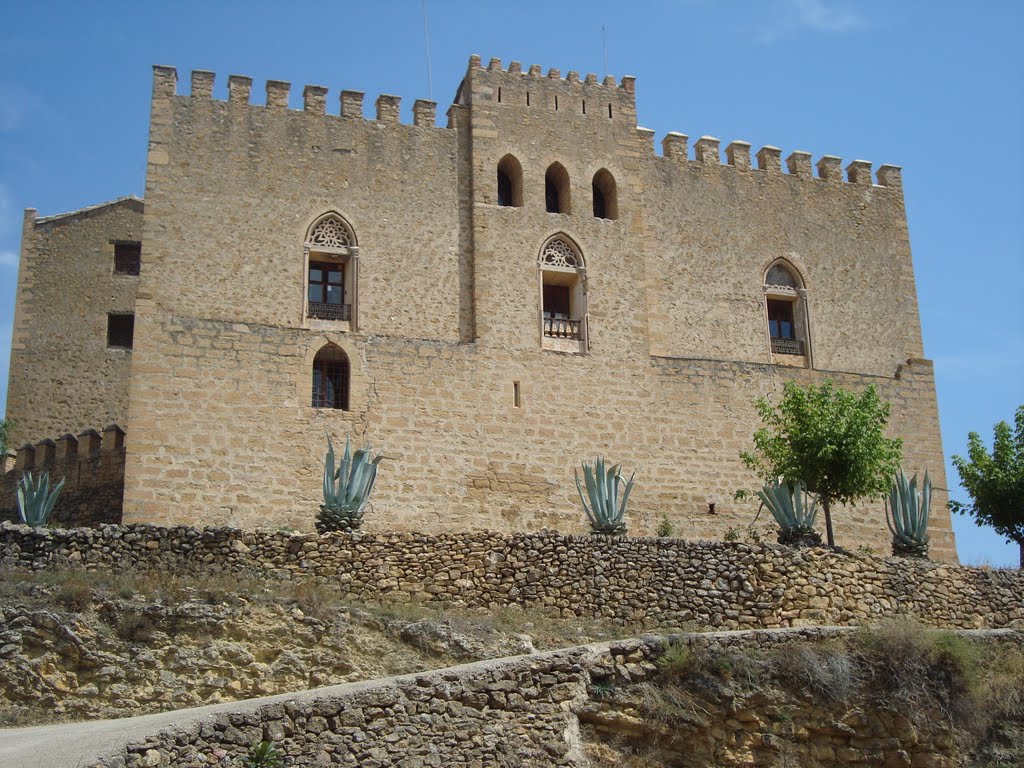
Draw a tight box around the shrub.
[772,643,860,703]
[244,741,283,768]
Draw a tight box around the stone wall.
[5,198,143,448]
[2,526,1019,629]
[84,627,1023,768]
[6,58,954,561]
[116,61,954,560]
[0,426,125,527]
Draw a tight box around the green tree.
[0,419,12,458]
[950,405,1024,569]
[741,380,903,548]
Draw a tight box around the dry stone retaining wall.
[84,627,1023,768]
[2,524,1020,630]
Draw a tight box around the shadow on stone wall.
[0,425,125,527]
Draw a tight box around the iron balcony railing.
[308,301,352,321]
[771,336,805,355]
[544,317,581,340]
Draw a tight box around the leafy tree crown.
[741,380,903,507]
[950,405,1024,545]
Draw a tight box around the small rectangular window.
[513,381,521,408]
[543,284,571,319]
[107,313,134,349]
[113,241,141,275]
[767,300,795,340]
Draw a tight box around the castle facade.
[5,56,957,560]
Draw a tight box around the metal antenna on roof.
[602,25,608,79]
[422,0,434,101]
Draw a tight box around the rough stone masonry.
[5,55,954,559]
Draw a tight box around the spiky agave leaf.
[318,437,384,533]
[886,468,931,556]
[576,457,632,535]
[17,471,65,527]
[757,479,819,544]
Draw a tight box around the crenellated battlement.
[1,425,126,527]
[461,54,637,119]
[653,129,902,190]
[467,53,634,91]
[151,65,440,128]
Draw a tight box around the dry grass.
[0,566,655,650]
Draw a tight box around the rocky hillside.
[0,567,632,725]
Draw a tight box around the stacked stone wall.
[83,627,1023,768]
[0,426,126,527]
[2,526,1018,629]
[122,307,956,560]
[118,62,954,561]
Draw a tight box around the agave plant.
[885,469,931,558]
[575,457,635,535]
[757,479,821,547]
[317,436,383,534]
[17,470,65,528]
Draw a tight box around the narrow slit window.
[607,103,612,118]
[513,381,521,408]
[582,99,586,114]
[497,87,502,103]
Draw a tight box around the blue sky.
[0,0,1020,565]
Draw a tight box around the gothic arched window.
[497,154,523,207]
[545,163,571,214]
[539,234,587,352]
[592,168,618,220]
[305,213,359,329]
[763,260,810,362]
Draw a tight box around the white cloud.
[0,182,11,238]
[0,85,33,133]
[792,0,860,32]
[757,0,862,42]
[0,251,18,268]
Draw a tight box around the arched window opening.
[496,155,523,207]
[312,344,350,410]
[545,163,571,214]
[539,235,587,352]
[305,213,359,330]
[763,261,810,362]
[592,169,618,220]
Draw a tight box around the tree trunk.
[1018,539,1023,570]
[823,497,835,548]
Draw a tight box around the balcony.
[308,302,352,321]
[771,336,805,356]
[544,317,581,340]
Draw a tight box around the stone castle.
[4,55,957,560]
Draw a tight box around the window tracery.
[307,215,355,250]
[540,237,584,269]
